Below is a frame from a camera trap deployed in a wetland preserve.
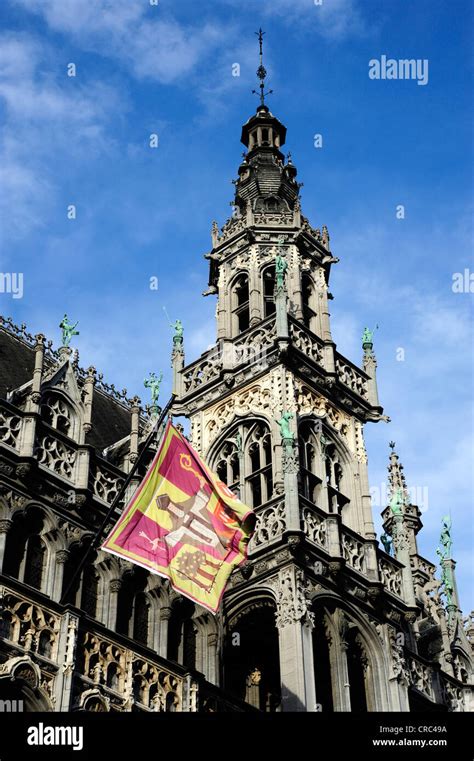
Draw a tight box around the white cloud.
[11,0,230,84]
[0,33,124,243]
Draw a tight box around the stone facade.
[0,101,472,713]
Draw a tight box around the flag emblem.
[102,422,255,613]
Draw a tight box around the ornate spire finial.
[252,28,273,106]
[387,443,410,506]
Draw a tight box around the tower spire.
[252,28,273,107]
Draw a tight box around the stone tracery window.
[298,420,323,503]
[262,265,276,318]
[41,393,74,436]
[3,509,47,593]
[231,274,250,335]
[212,422,273,509]
[301,273,317,331]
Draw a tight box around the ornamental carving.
[93,465,124,505]
[249,502,286,551]
[273,568,314,629]
[0,589,60,661]
[335,358,368,399]
[202,372,280,451]
[303,508,327,547]
[341,532,366,573]
[36,435,76,480]
[378,557,403,597]
[0,410,21,448]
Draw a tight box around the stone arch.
[224,589,281,710]
[0,656,54,712]
[3,504,58,596]
[301,271,317,331]
[310,593,391,712]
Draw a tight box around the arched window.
[41,393,74,436]
[167,598,196,670]
[298,421,323,503]
[302,273,316,331]
[3,509,47,593]
[81,563,99,619]
[246,425,272,508]
[324,442,349,514]
[312,613,334,712]
[133,592,149,645]
[262,266,276,318]
[231,274,250,335]
[23,536,46,589]
[346,628,369,712]
[215,439,240,497]
[212,422,273,509]
[116,570,149,645]
[224,601,281,711]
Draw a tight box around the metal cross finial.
[389,441,396,451]
[252,28,273,106]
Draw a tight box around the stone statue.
[437,515,453,560]
[143,371,163,406]
[362,325,378,346]
[170,319,184,345]
[390,487,404,515]
[380,533,393,556]
[59,314,79,347]
[276,412,294,441]
[320,432,329,459]
[439,563,454,607]
[275,253,288,289]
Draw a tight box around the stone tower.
[172,95,473,711]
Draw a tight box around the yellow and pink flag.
[101,422,255,613]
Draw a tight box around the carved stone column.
[249,247,261,327]
[107,579,122,631]
[273,567,317,711]
[207,632,218,685]
[159,606,172,659]
[82,366,96,439]
[0,519,12,572]
[281,438,300,533]
[54,611,79,710]
[52,550,69,602]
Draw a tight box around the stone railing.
[233,315,276,366]
[289,320,324,364]
[0,406,22,450]
[248,499,286,553]
[253,211,294,226]
[341,529,366,573]
[36,430,77,481]
[92,461,125,505]
[378,556,403,598]
[75,627,186,712]
[408,656,435,700]
[335,354,368,399]
[0,584,61,662]
[302,506,328,549]
[182,354,222,395]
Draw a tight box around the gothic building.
[0,78,473,713]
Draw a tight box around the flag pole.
[60,393,176,605]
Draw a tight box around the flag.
[101,421,255,613]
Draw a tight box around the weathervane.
[252,28,273,106]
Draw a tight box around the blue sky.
[1,0,473,610]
